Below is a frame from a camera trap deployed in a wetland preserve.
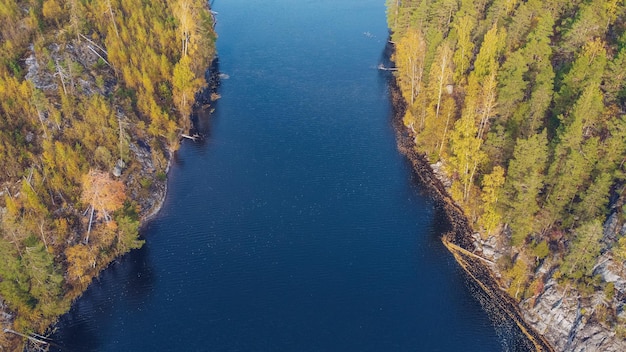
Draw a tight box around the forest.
[387,0,626,339]
[0,0,215,348]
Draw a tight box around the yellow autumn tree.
[478,165,505,237]
[81,170,126,243]
[393,27,426,109]
[65,244,97,286]
[173,0,196,57]
[173,55,202,129]
[418,41,455,158]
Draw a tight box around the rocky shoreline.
[383,1,626,347]
[390,73,626,352]
[0,45,220,352]
[137,58,221,228]
[388,57,626,351]
[389,78,554,351]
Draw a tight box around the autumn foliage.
[0,0,215,346]
[81,169,126,231]
[388,0,626,302]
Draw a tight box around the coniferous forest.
[2,0,626,349]
[0,0,215,348]
[387,0,626,346]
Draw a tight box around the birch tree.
[394,27,426,107]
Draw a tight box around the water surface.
[52,1,526,350]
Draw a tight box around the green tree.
[553,38,606,119]
[560,1,614,57]
[22,239,65,318]
[603,47,626,105]
[544,85,604,228]
[465,24,506,140]
[561,220,603,282]
[502,132,548,244]
[115,215,143,253]
[497,50,529,123]
[0,236,33,312]
[451,15,475,83]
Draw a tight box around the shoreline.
[139,157,171,226]
[139,56,221,229]
[32,56,220,352]
[387,71,555,351]
[0,0,220,346]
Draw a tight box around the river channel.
[52,0,528,350]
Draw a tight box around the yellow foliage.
[393,27,426,106]
[81,169,126,221]
[65,244,96,285]
[504,255,530,301]
[478,166,505,236]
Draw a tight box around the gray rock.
[596,254,626,292]
[430,161,452,189]
[520,258,626,351]
[112,159,126,177]
[603,213,620,244]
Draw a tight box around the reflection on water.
[52,245,154,351]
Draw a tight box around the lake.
[51,0,529,350]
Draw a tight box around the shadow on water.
[50,61,221,352]
[50,244,154,352]
[382,36,536,351]
[430,202,533,352]
[192,57,221,135]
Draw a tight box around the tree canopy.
[0,0,215,347]
[387,0,626,306]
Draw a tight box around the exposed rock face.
[127,141,169,222]
[518,275,626,351]
[603,213,621,246]
[462,195,626,352]
[0,298,14,347]
[387,66,626,351]
[25,40,115,96]
[430,161,452,189]
[462,200,626,351]
[0,299,13,325]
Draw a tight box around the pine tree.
[561,220,603,282]
[502,132,548,244]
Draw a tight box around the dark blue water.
[51,1,522,350]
